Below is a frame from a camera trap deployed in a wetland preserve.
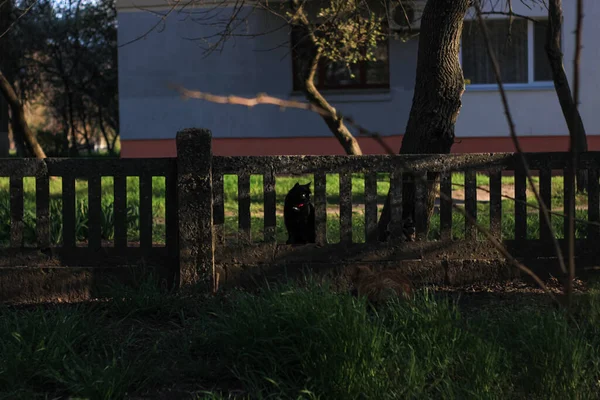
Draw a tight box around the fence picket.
[36,173,50,248]
[440,171,452,240]
[515,167,527,240]
[539,167,553,241]
[113,175,127,249]
[212,173,225,244]
[238,173,251,243]
[465,170,477,240]
[88,175,102,250]
[314,172,327,245]
[388,170,403,239]
[564,167,575,243]
[339,172,352,243]
[139,173,153,250]
[165,171,178,255]
[489,170,502,239]
[62,176,76,248]
[414,171,427,240]
[10,176,23,248]
[588,169,599,241]
[364,171,378,243]
[263,170,276,243]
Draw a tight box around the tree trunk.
[303,48,363,156]
[0,70,46,159]
[546,0,588,192]
[377,0,470,241]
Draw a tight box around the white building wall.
[116,0,600,142]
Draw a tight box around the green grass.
[2,276,600,398]
[0,173,590,247]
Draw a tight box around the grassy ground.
[1,275,600,399]
[0,173,590,246]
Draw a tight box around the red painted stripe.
[120,135,600,158]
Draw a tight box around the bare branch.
[478,10,544,24]
[118,1,180,48]
[472,0,567,279]
[0,0,38,40]
[567,0,584,310]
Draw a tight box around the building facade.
[116,0,600,157]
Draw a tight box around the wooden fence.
[1,128,600,302]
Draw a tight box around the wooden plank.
[539,167,553,241]
[464,169,477,240]
[0,159,44,177]
[314,172,327,245]
[0,246,170,268]
[388,170,403,239]
[588,168,600,241]
[139,174,153,251]
[62,176,76,248]
[212,173,225,244]
[564,167,575,242]
[414,171,427,240]
[165,171,179,259]
[263,170,276,243]
[339,172,352,243]
[88,175,102,251]
[514,167,527,240]
[212,238,600,265]
[45,158,176,177]
[36,173,50,248]
[212,152,600,175]
[440,171,453,240]
[113,175,127,249]
[238,173,251,243]
[489,170,502,239]
[10,176,23,248]
[364,172,378,243]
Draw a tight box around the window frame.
[459,17,556,90]
[290,25,391,92]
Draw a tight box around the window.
[291,25,390,91]
[461,18,554,86]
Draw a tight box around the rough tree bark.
[293,5,363,155]
[377,0,471,240]
[0,70,47,159]
[546,0,588,192]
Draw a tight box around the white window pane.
[462,19,528,84]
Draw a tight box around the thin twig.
[472,2,568,280]
[568,0,584,310]
[0,0,38,40]
[118,2,180,48]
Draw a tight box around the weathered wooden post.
[176,128,215,291]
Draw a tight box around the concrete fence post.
[176,128,215,291]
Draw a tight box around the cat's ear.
[305,181,312,188]
[294,182,299,187]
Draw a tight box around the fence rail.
[2,128,600,302]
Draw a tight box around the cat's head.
[287,182,312,211]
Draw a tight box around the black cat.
[284,182,316,244]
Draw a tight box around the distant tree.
[0,0,46,158]
[23,0,119,156]
[0,0,118,157]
